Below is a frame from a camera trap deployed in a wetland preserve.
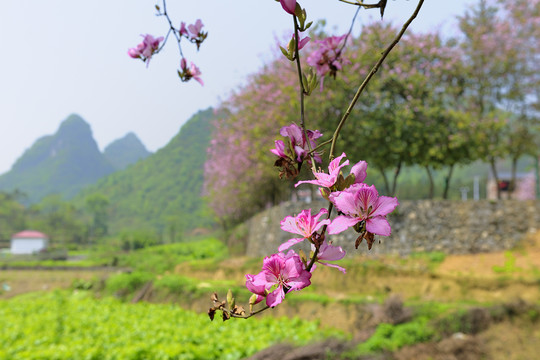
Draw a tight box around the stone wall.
[245,200,540,257]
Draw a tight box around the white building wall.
[10,238,48,254]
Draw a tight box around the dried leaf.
[208,308,216,321]
[222,311,231,322]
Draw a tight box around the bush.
[117,237,228,273]
[356,316,434,353]
[105,272,153,297]
[154,275,197,294]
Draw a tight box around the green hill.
[0,114,116,203]
[76,108,215,235]
[103,132,151,171]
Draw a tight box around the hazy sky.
[0,0,475,175]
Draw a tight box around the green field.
[0,291,341,360]
[2,235,540,359]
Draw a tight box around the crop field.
[1,235,539,359]
[0,291,341,360]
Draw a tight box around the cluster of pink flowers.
[179,19,207,50]
[128,15,206,85]
[178,58,204,85]
[307,35,350,88]
[127,34,164,66]
[246,250,311,307]
[270,123,322,178]
[246,148,398,307]
[276,0,349,90]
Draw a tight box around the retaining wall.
[245,200,539,257]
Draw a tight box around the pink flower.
[295,153,368,189]
[270,123,323,166]
[179,58,204,86]
[127,34,164,66]
[270,140,287,158]
[245,273,266,304]
[279,208,331,252]
[280,0,297,14]
[350,160,368,184]
[289,34,310,51]
[187,19,204,38]
[179,22,188,36]
[189,62,204,85]
[307,35,350,88]
[281,123,323,163]
[245,251,311,307]
[328,184,399,236]
[295,152,349,188]
[311,241,346,273]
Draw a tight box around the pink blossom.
[280,0,297,14]
[350,160,368,184]
[307,34,350,88]
[270,123,323,164]
[295,152,349,188]
[311,241,346,273]
[270,140,287,158]
[328,184,399,236]
[290,34,310,51]
[298,35,311,50]
[187,19,204,38]
[245,273,266,304]
[245,251,311,307]
[295,153,368,189]
[279,208,331,252]
[179,58,204,86]
[127,34,164,66]
[179,22,188,36]
[189,62,204,85]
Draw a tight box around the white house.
[10,230,49,255]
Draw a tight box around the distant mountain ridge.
[104,132,151,170]
[76,108,215,234]
[0,114,148,204]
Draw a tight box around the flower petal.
[372,196,399,217]
[278,237,305,252]
[366,216,391,236]
[319,261,347,274]
[317,241,346,261]
[329,190,358,216]
[350,160,368,184]
[266,286,285,307]
[280,0,297,14]
[327,215,360,234]
[245,272,268,296]
[287,271,312,291]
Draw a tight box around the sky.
[0,0,476,175]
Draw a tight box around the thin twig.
[158,0,184,58]
[230,305,271,319]
[293,15,318,174]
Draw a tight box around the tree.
[85,193,109,241]
[458,0,540,198]
[0,191,27,241]
[28,194,86,247]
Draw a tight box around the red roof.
[12,230,49,239]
